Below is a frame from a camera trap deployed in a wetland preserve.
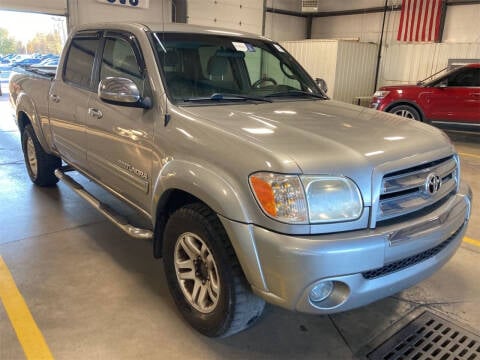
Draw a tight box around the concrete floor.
[0,87,479,359]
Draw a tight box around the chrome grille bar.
[377,156,458,222]
[382,157,457,195]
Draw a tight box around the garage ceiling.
[0,0,67,15]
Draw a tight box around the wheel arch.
[15,94,52,153]
[151,160,251,258]
[384,100,425,121]
[17,110,31,134]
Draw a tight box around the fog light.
[309,281,334,303]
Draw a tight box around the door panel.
[86,34,154,211]
[49,81,91,167]
[49,35,100,168]
[427,68,480,123]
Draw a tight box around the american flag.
[397,0,444,42]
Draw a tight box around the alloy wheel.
[26,136,38,178]
[174,232,220,313]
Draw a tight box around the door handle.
[471,93,480,99]
[50,94,60,103]
[88,108,103,119]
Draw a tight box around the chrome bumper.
[220,181,471,314]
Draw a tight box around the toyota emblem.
[425,173,442,195]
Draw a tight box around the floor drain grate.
[367,311,480,360]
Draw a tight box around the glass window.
[100,37,144,91]
[64,37,100,88]
[244,49,301,90]
[447,68,478,87]
[154,33,320,103]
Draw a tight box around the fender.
[15,92,54,154]
[151,159,267,291]
[152,159,251,223]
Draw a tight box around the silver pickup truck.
[9,22,472,337]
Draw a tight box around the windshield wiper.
[265,90,327,99]
[184,93,272,103]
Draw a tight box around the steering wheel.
[253,77,277,88]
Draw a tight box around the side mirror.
[98,77,151,109]
[315,78,328,94]
[438,81,448,89]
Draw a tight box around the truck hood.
[180,100,454,175]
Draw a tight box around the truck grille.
[377,156,458,223]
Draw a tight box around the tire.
[21,124,61,186]
[163,203,265,337]
[388,104,422,121]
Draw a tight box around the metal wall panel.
[187,0,264,35]
[335,41,377,102]
[282,39,377,102]
[265,12,307,41]
[380,43,480,86]
[281,40,339,96]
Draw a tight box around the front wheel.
[21,124,61,186]
[163,203,265,337]
[388,104,421,121]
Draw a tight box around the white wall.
[443,4,480,43]
[67,0,171,30]
[282,39,378,102]
[381,42,480,86]
[313,0,389,12]
[311,3,480,45]
[266,0,300,11]
[0,0,67,15]
[186,0,263,35]
[282,40,339,94]
[310,3,480,89]
[265,12,306,41]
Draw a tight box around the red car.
[371,63,480,130]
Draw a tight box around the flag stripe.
[404,0,411,41]
[428,0,436,41]
[415,0,424,41]
[409,0,417,41]
[398,0,443,42]
[421,0,429,41]
[397,0,406,41]
[434,0,443,41]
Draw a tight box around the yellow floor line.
[464,237,480,248]
[459,152,480,160]
[0,256,53,360]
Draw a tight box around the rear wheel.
[163,203,265,337]
[388,105,421,121]
[21,124,61,186]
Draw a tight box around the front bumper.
[220,181,471,314]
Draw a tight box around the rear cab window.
[63,32,101,90]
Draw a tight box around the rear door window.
[63,35,100,89]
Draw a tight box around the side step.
[54,167,153,240]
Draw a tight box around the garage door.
[0,0,67,15]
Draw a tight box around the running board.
[54,167,153,240]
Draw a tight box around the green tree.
[27,31,62,54]
[0,28,20,55]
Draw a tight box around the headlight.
[249,173,308,223]
[301,176,363,223]
[373,90,390,98]
[249,173,363,224]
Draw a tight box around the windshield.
[152,32,323,103]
